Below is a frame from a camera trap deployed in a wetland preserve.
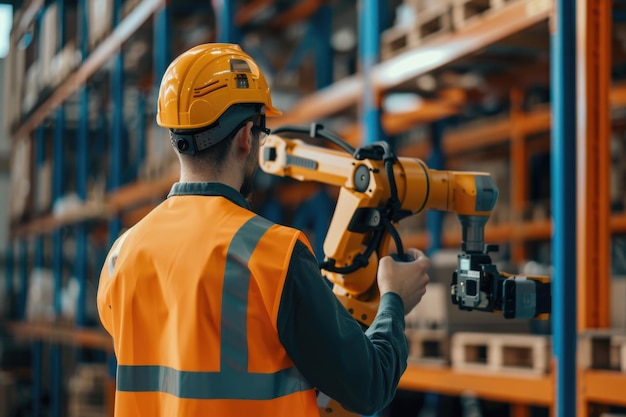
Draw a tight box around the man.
[97,43,430,417]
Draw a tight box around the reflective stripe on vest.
[116,215,313,400]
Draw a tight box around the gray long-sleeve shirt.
[278,238,408,415]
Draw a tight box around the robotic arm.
[260,124,551,326]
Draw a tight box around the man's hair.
[172,103,264,172]
[175,125,237,172]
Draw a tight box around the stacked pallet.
[578,329,626,373]
[381,0,452,60]
[381,0,523,60]
[451,332,551,375]
[0,372,17,417]
[68,364,108,417]
[405,283,450,365]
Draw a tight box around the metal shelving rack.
[2,1,625,416]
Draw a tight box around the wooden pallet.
[403,0,448,14]
[451,332,551,375]
[381,4,452,60]
[451,0,508,30]
[406,328,449,365]
[579,329,626,372]
[68,364,108,417]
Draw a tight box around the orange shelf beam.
[402,220,552,250]
[234,0,274,27]
[340,99,462,146]
[611,213,626,233]
[269,0,322,28]
[236,0,322,28]
[402,213,626,253]
[609,82,626,108]
[582,370,626,406]
[270,0,552,127]
[267,76,362,127]
[372,0,552,91]
[443,115,518,155]
[5,321,113,352]
[399,364,553,405]
[10,201,112,238]
[107,171,177,213]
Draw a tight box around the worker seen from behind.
[97,43,431,417]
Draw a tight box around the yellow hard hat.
[156,43,282,130]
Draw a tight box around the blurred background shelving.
[0,0,625,417]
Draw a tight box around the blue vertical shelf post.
[550,0,577,416]
[34,125,46,265]
[152,0,171,165]
[282,5,333,90]
[75,0,90,329]
[108,0,125,243]
[135,91,147,179]
[153,2,171,75]
[33,124,47,417]
[312,4,333,90]
[51,80,65,417]
[4,244,14,317]
[18,240,28,321]
[105,0,126,387]
[213,0,240,43]
[426,120,445,255]
[359,0,385,145]
[51,2,67,416]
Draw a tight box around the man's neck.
[179,169,242,191]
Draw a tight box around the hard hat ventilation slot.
[230,59,251,72]
[235,74,249,89]
[194,81,227,98]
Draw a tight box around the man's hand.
[377,248,430,315]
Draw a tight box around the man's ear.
[234,121,253,155]
[235,121,252,155]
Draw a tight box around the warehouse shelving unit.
[2,0,626,416]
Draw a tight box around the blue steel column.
[105,0,126,389]
[213,0,240,43]
[136,91,147,178]
[152,1,170,172]
[18,240,28,321]
[75,0,89,328]
[30,126,46,415]
[50,3,67,416]
[33,125,46,417]
[108,0,125,242]
[312,5,333,89]
[51,103,65,417]
[4,244,14,317]
[359,0,385,145]
[426,121,445,255]
[154,3,171,76]
[282,6,333,89]
[550,1,577,416]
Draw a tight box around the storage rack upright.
[2,1,626,417]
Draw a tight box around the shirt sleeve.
[277,240,408,416]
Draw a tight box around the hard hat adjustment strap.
[170,103,263,155]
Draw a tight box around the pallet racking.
[1,0,625,416]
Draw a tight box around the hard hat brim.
[266,104,282,117]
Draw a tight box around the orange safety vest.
[98,193,320,416]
